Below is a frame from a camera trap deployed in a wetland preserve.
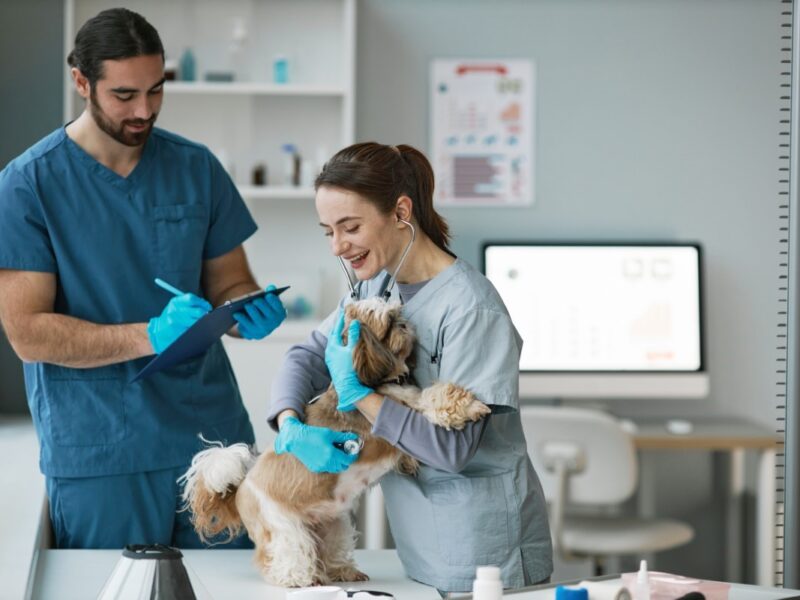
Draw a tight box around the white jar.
[472,565,503,600]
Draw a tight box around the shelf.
[237,185,315,200]
[164,81,346,97]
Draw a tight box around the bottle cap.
[476,566,501,580]
[555,586,589,600]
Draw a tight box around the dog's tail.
[178,439,256,543]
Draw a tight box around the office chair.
[520,406,694,571]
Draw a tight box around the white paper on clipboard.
[430,59,535,207]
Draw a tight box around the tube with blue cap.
[555,585,588,600]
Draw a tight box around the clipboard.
[132,286,290,381]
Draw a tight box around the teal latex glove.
[325,310,374,412]
[274,416,359,473]
[233,284,287,340]
[147,293,212,354]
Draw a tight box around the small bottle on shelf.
[251,163,267,186]
[229,17,249,81]
[164,58,178,81]
[281,144,301,186]
[179,48,196,82]
[273,55,289,84]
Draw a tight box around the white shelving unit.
[64,0,355,196]
[64,0,355,446]
[164,81,346,96]
[237,185,316,200]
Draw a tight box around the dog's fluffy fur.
[180,298,490,587]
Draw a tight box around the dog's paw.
[328,566,370,582]
[422,383,488,430]
[261,560,327,588]
[397,454,419,475]
[466,399,491,422]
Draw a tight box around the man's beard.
[90,89,157,147]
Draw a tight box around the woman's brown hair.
[314,142,453,255]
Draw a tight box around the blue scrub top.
[0,126,257,477]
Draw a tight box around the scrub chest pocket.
[153,204,208,275]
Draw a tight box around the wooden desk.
[632,417,780,587]
[632,418,779,451]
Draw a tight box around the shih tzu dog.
[179,297,490,587]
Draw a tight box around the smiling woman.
[268,142,554,594]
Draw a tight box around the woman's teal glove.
[274,416,359,473]
[325,311,374,412]
[233,284,287,340]
[147,293,212,354]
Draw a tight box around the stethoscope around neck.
[337,218,417,300]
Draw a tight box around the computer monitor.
[482,242,709,399]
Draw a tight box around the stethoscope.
[337,218,417,300]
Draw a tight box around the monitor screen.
[483,243,704,373]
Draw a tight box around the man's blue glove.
[325,310,374,412]
[274,416,358,473]
[147,293,212,354]
[233,284,287,340]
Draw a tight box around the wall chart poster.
[431,59,534,207]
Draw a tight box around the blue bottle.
[180,48,196,82]
[273,55,288,84]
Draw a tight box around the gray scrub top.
[320,258,553,592]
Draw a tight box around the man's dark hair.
[67,8,164,87]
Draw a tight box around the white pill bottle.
[472,565,503,600]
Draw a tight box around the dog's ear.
[351,321,397,386]
[346,303,389,339]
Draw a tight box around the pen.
[154,278,185,297]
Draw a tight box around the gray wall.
[0,0,64,413]
[356,0,783,580]
[358,0,783,428]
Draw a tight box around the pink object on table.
[620,571,731,600]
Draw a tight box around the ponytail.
[395,145,452,254]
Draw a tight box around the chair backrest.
[520,406,637,505]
